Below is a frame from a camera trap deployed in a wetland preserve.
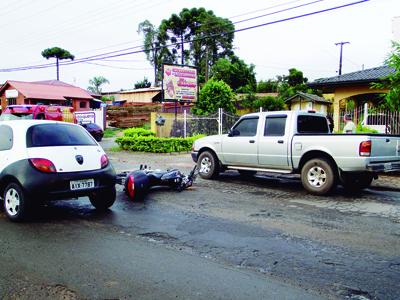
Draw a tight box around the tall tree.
[41,47,74,80]
[87,76,109,94]
[371,41,400,111]
[210,55,256,92]
[140,8,234,83]
[138,20,161,86]
[277,68,316,101]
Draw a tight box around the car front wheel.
[3,182,31,221]
[89,186,116,210]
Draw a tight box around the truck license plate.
[70,179,94,190]
[384,163,392,171]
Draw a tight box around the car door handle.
[249,140,255,143]
[278,140,284,144]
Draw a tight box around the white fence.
[158,109,240,138]
[338,103,398,134]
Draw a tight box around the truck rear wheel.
[301,158,336,195]
[197,151,219,179]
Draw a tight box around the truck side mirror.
[228,129,240,137]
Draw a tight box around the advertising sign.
[163,64,198,102]
[75,111,96,124]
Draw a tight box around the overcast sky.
[1,0,399,92]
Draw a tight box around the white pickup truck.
[191,110,400,195]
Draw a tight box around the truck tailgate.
[370,136,400,161]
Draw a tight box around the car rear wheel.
[197,151,219,179]
[3,182,31,222]
[301,158,337,195]
[89,186,116,210]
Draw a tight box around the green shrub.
[356,124,379,133]
[123,127,155,137]
[115,134,204,153]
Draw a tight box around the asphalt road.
[0,138,399,299]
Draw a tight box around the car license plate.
[384,163,392,171]
[70,179,94,190]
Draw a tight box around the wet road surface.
[0,141,399,299]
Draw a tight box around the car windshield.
[0,113,34,121]
[26,123,97,147]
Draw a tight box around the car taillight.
[127,175,135,199]
[100,154,109,168]
[359,140,371,157]
[30,158,57,173]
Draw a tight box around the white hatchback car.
[0,120,116,221]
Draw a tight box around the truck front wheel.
[301,158,337,195]
[198,151,219,179]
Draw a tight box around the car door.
[258,114,290,169]
[221,116,259,166]
[0,125,14,173]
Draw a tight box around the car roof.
[0,120,77,130]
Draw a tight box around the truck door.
[258,114,290,169]
[221,116,259,166]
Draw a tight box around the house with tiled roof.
[285,91,332,114]
[308,66,393,131]
[0,80,94,112]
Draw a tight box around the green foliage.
[192,79,235,115]
[371,41,400,111]
[88,76,110,95]
[346,99,356,111]
[115,134,204,153]
[41,47,74,80]
[252,96,285,111]
[241,93,285,111]
[101,95,115,102]
[257,79,279,93]
[123,127,155,137]
[210,56,256,92]
[277,68,320,101]
[356,123,379,133]
[41,47,75,60]
[134,77,152,89]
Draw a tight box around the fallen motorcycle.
[116,165,197,201]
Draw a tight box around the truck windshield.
[0,113,34,121]
[297,115,329,133]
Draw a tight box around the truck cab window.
[232,117,258,136]
[264,116,286,136]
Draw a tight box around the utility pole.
[335,41,350,75]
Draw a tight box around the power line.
[0,0,369,73]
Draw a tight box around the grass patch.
[104,127,122,138]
